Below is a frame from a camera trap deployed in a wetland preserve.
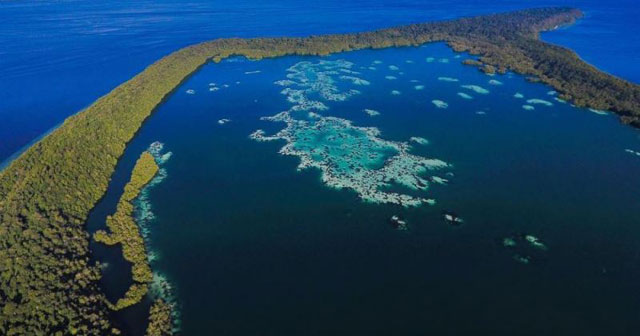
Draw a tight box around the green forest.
[1,7,638,335]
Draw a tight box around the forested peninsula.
[1,7,638,335]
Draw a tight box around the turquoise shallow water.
[86,43,640,335]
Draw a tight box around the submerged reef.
[625,149,640,157]
[501,233,548,264]
[251,60,448,207]
[432,100,449,109]
[526,98,553,106]
[461,85,490,95]
[364,108,380,116]
[457,92,474,99]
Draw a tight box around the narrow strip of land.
[1,7,638,334]
[94,151,158,311]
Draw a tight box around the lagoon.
[86,42,640,335]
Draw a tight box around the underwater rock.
[553,97,567,103]
[438,77,459,82]
[488,79,503,85]
[442,211,463,226]
[217,118,231,125]
[364,109,380,117]
[391,90,401,95]
[526,98,553,106]
[522,105,535,111]
[390,215,408,230]
[457,92,473,99]
[185,89,195,94]
[410,137,429,145]
[461,85,490,94]
[432,100,448,109]
[414,85,425,90]
[513,92,524,99]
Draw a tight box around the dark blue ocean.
[2,1,640,336]
[0,0,639,163]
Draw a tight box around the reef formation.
[251,60,448,207]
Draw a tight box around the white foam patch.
[438,58,449,63]
[438,77,459,82]
[385,75,397,80]
[513,92,524,99]
[425,57,435,63]
[244,70,261,74]
[414,85,425,90]
[488,79,503,85]
[391,90,402,95]
[522,105,535,110]
[185,89,195,94]
[389,65,399,71]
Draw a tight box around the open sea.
[2,1,640,335]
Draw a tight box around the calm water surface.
[0,0,638,162]
[87,43,640,335]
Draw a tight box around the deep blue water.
[0,0,639,164]
[85,43,640,335]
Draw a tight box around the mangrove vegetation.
[94,151,158,311]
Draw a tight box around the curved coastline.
[1,7,639,334]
